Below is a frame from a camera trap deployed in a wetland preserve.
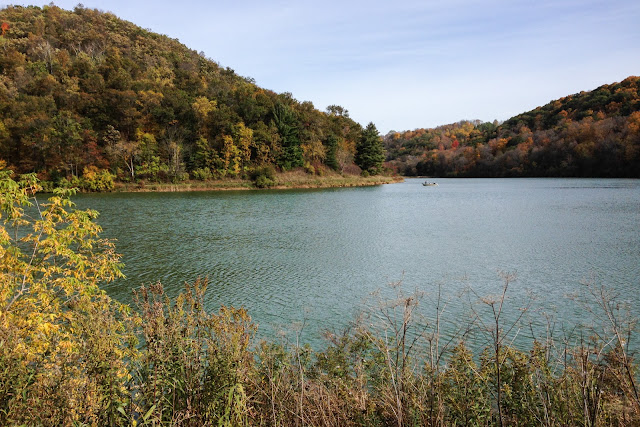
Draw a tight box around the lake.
[75,178,640,348]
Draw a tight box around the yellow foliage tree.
[301,139,326,166]
[222,134,241,176]
[233,122,253,171]
[0,171,138,426]
[192,96,217,121]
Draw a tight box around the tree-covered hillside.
[385,77,640,177]
[2,5,636,183]
[0,5,370,187]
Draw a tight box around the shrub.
[57,174,81,189]
[192,167,213,181]
[254,175,275,188]
[303,162,315,175]
[81,166,116,191]
[251,166,276,188]
[135,156,169,182]
[133,279,255,426]
[56,167,116,192]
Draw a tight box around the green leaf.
[142,404,156,422]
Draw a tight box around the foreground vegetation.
[2,172,639,426]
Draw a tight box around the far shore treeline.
[385,77,640,178]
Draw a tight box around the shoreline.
[113,173,404,193]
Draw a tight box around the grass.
[114,170,403,193]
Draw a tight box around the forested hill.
[0,5,367,186]
[385,77,640,177]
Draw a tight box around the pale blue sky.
[3,0,639,133]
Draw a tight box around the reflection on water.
[74,178,640,347]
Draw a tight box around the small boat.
[422,181,438,186]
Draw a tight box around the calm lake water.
[75,178,640,347]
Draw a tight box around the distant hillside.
[0,5,364,186]
[385,77,640,177]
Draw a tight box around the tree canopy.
[385,77,640,177]
[0,5,366,186]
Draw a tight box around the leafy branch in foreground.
[0,169,137,426]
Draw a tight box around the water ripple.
[76,179,640,348]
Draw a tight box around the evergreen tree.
[273,103,303,170]
[324,135,339,170]
[355,122,385,174]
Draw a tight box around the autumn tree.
[233,121,253,171]
[193,136,220,172]
[301,139,326,167]
[192,95,217,137]
[251,121,280,166]
[104,126,139,181]
[0,171,137,425]
[48,111,84,177]
[163,121,186,181]
[221,134,240,175]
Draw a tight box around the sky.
[2,0,639,134]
